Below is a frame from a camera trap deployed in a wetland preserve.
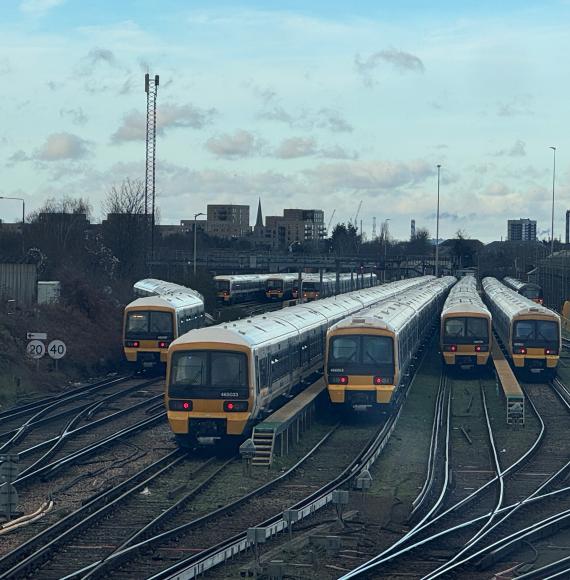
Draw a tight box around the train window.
[537,321,558,341]
[362,336,392,364]
[150,312,173,334]
[215,280,230,291]
[171,351,207,387]
[126,312,148,334]
[211,352,247,386]
[523,287,541,300]
[514,321,535,340]
[444,318,465,338]
[330,337,358,362]
[466,318,488,338]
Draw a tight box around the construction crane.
[326,209,336,233]
[353,200,363,228]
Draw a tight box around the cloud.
[304,159,434,191]
[492,139,526,157]
[259,106,352,133]
[20,0,64,14]
[0,58,11,75]
[274,138,357,160]
[112,102,217,143]
[355,49,425,86]
[6,150,30,167]
[60,107,88,126]
[34,133,91,161]
[497,95,534,117]
[275,137,317,159]
[75,48,120,78]
[206,130,264,159]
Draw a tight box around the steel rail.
[340,377,548,578]
[0,449,185,578]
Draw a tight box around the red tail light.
[339,376,348,385]
[169,400,192,411]
[545,348,558,355]
[223,401,248,412]
[514,347,527,355]
[475,345,481,352]
[158,341,169,348]
[125,340,140,348]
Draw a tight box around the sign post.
[47,340,67,372]
[26,340,46,372]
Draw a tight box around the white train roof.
[503,277,539,291]
[133,278,203,300]
[214,274,275,282]
[170,276,433,350]
[483,277,559,320]
[126,292,204,311]
[330,277,456,335]
[442,276,491,318]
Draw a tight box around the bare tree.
[103,178,145,216]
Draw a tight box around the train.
[265,273,301,300]
[165,276,433,448]
[301,273,377,301]
[503,277,544,305]
[483,277,560,376]
[325,276,455,409]
[214,274,273,304]
[440,276,492,369]
[124,280,205,369]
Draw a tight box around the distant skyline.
[0,0,569,242]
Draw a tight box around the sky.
[1,0,569,243]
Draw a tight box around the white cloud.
[20,0,64,15]
[259,106,353,133]
[34,133,91,161]
[60,107,88,126]
[492,139,526,157]
[275,137,317,159]
[355,49,425,86]
[206,130,264,159]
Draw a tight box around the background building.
[566,210,570,245]
[507,218,537,241]
[264,209,326,249]
[205,204,250,239]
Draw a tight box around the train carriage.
[265,273,300,300]
[214,274,273,304]
[503,277,544,304]
[326,277,455,409]
[124,291,205,368]
[166,276,433,447]
[440,276,492,368]
[483,277,560,376]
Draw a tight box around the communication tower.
[144,73,159,262]
[411,219,416,239]
[372,217,377,238]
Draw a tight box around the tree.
[101,179,148,279]
[331,222,360,256]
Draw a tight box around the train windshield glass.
[444,317,488,342]
[126,311,173,339]
[329,335,394,373]
[522,287,541,300]
[215,280,230,292]
[169,350,248,398]
[266,280,282,290]
[303,282,318,291]
[514,320,559,344]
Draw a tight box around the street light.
[383,218,390,282]
[0,196,25,254]
[193,212,205,276]
[435,164,441,277]
[549,146,556,255]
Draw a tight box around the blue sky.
[1,0,569,242]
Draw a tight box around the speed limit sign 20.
[27,340,46,359]
[47,340,67,360]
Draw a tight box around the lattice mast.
[144,73,159,262]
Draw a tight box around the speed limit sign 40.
[27,340,46,359]
[47,340,66,360]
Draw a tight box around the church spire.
[255,197,263,228]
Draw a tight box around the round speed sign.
[47,340,67,360]
[27,340,46,359]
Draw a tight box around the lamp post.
[435,164,441,277]
[549,146,556,255]
[0,196,25,254]
[193,212,205,276]
[383,218,390,282]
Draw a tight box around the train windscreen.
[328,335,394,376]
[125,311,173,339]
[169,350,249,398]
[215,280,230,292]
[513,320,559,348]
[266,279,283,290]
[303,282,319,292]
[443,317,489,343]
[521,287,542,300]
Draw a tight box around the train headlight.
[373,376,392,385]
[545,348,558,355]
[444,345,457,352]
[514,347,527,355]
[328,376,349,385]
[125,340,140,348]
[169,400,193,411]
[158,341,170,348]
[223,401,248,412]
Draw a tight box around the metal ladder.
[251,427,275,466]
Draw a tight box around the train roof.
[483,277,559,320]
[441,276,491,318]
[503,277,540,291]
[170,276,433,350]
[330,277,456,335]
[213,274,275,282]
[126,292,204,310]
[133,278,203,300]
